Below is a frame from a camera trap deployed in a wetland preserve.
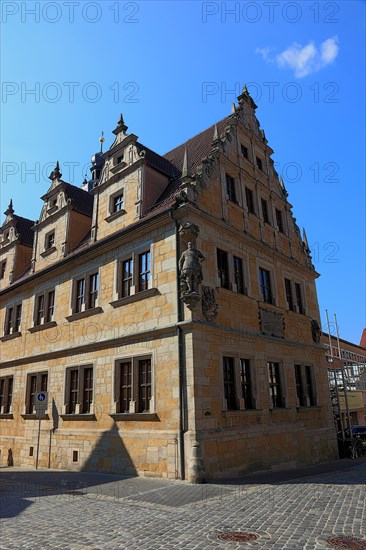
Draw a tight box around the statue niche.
[179,242,205,310]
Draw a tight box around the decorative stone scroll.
[259,307,285,339]
[201,286,219,322]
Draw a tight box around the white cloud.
[256,37,339,78]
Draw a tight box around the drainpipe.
[171,211,186,480]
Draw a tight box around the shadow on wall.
[81,422,137,476]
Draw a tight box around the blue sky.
[1,1,365,344]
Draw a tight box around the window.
[122,258,133,297]
[88,273,99,309]
[113,193,124,212]
[223,357,237,410]
[217,249,229,289]
[295,283,305,314]
[14,304,22,332]
[34,290,55,326]
[35,295,45,326]
[4,303,22,335]
[233,256,245,294]
[138,251,150,292]
[256,157,263,170]
[73,273,99,313]
[46,290,55,322]
[295,365,316,407]
[75,278,85,313]
[245,187,255,214]
[241,145,248,159]
[267,361,284,408]
[261,199,270,224]
[114,248,154,301]
[117,155,124,164]
[284,278,295,312]
[0,260,6,280]
[226,174,236,202]
[46,232,55,250]
[240,359,254,409]
[0,376,13,414]
[65,366,93,415]
[115,356,153,414]
[276,209,284,233]
[4,307,13,335]
[26,372,48,414]
[138,359,152,413]
[259,268,273,304]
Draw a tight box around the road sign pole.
[36,416,41,469]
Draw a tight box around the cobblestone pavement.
[1,458,365,550]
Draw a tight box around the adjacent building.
[0,89,338,481]
[323,330,366,435]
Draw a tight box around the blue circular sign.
[37,393,46,401]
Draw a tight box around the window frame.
[0,375,14,415]
[245,187,256,215]
[261,198,270,224]
[25,371,48,414]
[217,248,229,289]
[0,260,6,280]
[259,267,274,305]
[65,365,94,415]
[225,174,237,203]
[284,278,296,312]
[233,255,246,295]
[114,355,154,415]
[33,289,56,327]
[222,356,257,411]
[71,270,100,315]
[275,208,285,234]
[114,245,154,301]
[267,361,285,408]
[256,156,263,171]
[3,302,22,336]
[294,364,317,407]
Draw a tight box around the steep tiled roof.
[13,215,35,247]
[163,117,230,176]
[63,182,94,217]
[143,116,231,215]
[136,142,180,179]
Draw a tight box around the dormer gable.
[0,201,34,288]
[31,162,93,272]
[90,115,179,241]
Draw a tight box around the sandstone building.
[0,89,338,481]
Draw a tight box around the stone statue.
[179,242,205,294]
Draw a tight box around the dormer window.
[46,232,55,249]
[3,231,9,242]
[113,193,124,213]
[117,155,124,164]
[106,190,126,222]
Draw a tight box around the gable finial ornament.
[113,113,128,136]
[179,242,205,310]
[4,199,14,218]
[49,161,62,181]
